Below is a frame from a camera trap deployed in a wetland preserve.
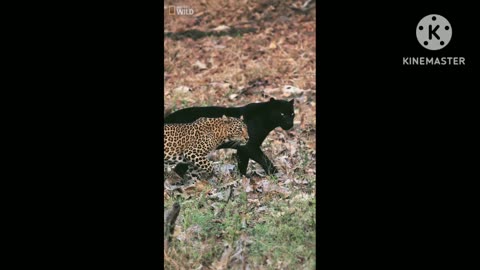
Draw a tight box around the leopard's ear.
[222,115,227,119]
[240,115,244,121]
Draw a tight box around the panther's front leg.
[247,145,278,175]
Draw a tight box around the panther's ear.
[289,99,294,104]
[269,97,276,102]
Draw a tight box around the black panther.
[164,98,295,176]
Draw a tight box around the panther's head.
[222,115,249,144]
[267,98,295,130]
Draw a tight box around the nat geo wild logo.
[403,14,466,66]
[168,5,194,16]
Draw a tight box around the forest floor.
[164,0,316,269]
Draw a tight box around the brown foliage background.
[164,1,316,267]
[164,0,315,180]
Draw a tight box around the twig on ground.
[216,185,234,217]
[164,202,181,250]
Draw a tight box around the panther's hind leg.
[173,163,189,178]
[236,145,250,176]
[168,155,193,185]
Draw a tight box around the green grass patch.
[165,190,315,269]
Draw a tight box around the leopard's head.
[221,115,249,144]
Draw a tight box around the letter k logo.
[429,25,440,40]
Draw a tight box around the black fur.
[164,98,295,176]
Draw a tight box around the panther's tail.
[164,106,174,120]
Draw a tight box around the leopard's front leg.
[183,151,214,183]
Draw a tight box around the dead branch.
[216,185,234,218]
[164,202,180,250]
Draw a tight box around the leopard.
[164,97,295,176]
[164,115,249,185]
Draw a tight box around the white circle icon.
[416,14,452,50]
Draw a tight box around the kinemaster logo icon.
[416,14,452,51]
[403,14,466,66]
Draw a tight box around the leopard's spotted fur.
[164,115,249,184]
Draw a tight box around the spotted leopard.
[164,115,249,184]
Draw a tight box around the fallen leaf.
[217,164,236,175]
[176,225,201,242]
[212,25,230,32]
[193,60,207,70]
[172,85,192,94]
[181,181,208,195]
[211,244,233,270]
[282,85,303,96]
[268,41,277,49]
